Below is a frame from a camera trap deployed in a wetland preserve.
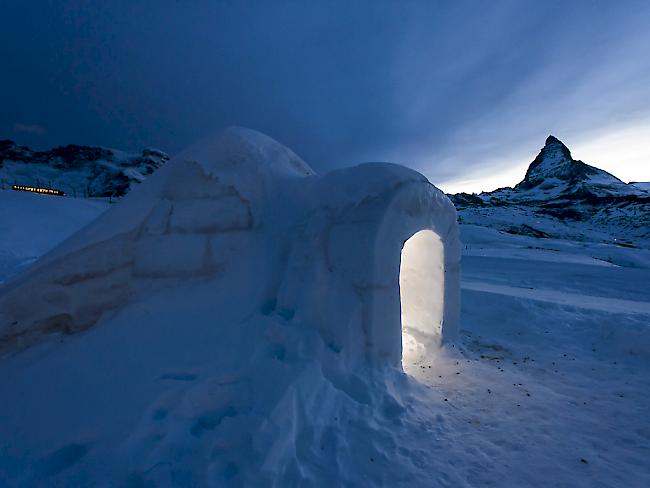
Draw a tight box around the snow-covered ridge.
[451,136,650,248]
[631,181,650,192]
[0,139,169,198]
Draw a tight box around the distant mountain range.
[0,140,169,198]
[2,135,648,248]
[450,136,650,248]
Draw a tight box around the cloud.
[571,117,650,184]
[13,123,47,135]
[381,1,650,193]
[1,1,649,191]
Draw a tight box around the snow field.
[0,130,648,486]
[0,190,108,283]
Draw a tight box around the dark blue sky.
[2,0,650,191]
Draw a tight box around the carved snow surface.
[0,128,460,485]
[0,127,460,362]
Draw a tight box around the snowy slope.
[0,140,169,198]
[0,190,108,282]
[451,136,650,248]
[631,181,650,192]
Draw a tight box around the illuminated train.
[12,184,65,196]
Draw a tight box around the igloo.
[0,127,460,367]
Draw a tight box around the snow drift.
[0,127,459,364]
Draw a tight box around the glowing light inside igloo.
[399,230,445,368]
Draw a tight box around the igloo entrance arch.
[399,230,445,366]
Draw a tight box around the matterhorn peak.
[540,135,573,160]
[540,134,572,157]
[514,134,627,193]
[517,135,577,188]
[544,134,564,146]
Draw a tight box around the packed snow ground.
[404,225,650,487]
[0,195,649,486]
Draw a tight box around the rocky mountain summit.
[518,136,624,192]
[451,136,650,248]
[0,140,169,198]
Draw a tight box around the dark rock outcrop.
[0,140,169,198]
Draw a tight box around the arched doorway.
[399,230,445,368]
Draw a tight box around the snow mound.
[0,125,459,363]
[0,127,460,485]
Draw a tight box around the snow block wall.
[0,127,460,366]
[277,163,460,366]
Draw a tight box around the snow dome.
[0,127,460,366]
